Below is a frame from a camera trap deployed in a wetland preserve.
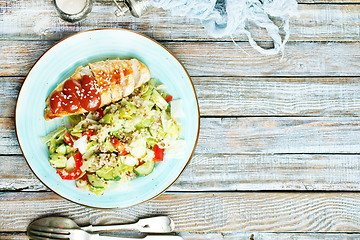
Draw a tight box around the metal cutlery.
[27,216,183,240]
[28,225,183,240]
[27,216,175,233]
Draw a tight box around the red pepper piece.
[56,152,83,180]
[63,132,74,146]
[73,152,83,168]
[165,95,173,103]
[153,144,164,161]
[82,130,94,139]
[110,137,128,156]
[57,169,82,180]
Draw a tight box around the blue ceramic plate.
[15,29,199,208]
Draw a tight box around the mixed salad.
[41,79,184,195]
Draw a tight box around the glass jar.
[54,0,93,22]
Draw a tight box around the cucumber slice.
[134,160,155,176]
[112,176,121,181]
[152,89,168,110]
[100,113,113,124]
[89,185,105,196]
[48,138,57,154]
[87,174,106,189]
[135,116,154,129]
[96,166,116,181]
[49,155,67,169]
[112,165,133,178]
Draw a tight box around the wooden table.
[1,0,360,239]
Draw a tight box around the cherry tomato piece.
[81,93,101,111]
[49,92,65,114]
[81,75,97,92]
[79,75,101,111]
[62,94,81,113]
[63,79,82,98]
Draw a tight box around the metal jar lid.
[113,0,153,18]
[54,0,93,23]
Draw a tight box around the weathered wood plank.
[3,154,360,192]
[166,41,360,77]
[196,117,360,154]
[1,1,360,41]
[174,154,360,191]
[4,76,360,118]
[0,118,18,154]
[3,117,360,154]
[101,0,360,3]
[2,232,360,240]
[0,78,21,118]
[1,192,360,232]
[180,233,360,240]
[103,0,360,3]
[1,41,360,77]
[194,77,360,116]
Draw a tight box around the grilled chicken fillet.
[44,59,151,121]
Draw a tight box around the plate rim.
[15,28,200,209]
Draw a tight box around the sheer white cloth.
[150,0,298,55]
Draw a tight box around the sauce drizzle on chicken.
[50,75,101,113]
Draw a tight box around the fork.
[28,225,184,240]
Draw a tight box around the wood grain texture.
[2,117,360,154]
[0,118,18,155]
[4,76,360,118]
[2,232,360,240]
[196,117,360,154]
[1,1,360,42]
[2,0,360,237]
[100,0,360,3]
[194,77,360,116]
[164,41,360,77]
[0,78,21,118]
[1,41,360,77]
[1,192,360,232]
[179,233,360,240]
[3,154,360,192]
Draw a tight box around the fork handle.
[82,223,139,232]
[94,235,184,240]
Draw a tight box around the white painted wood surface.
[1,1,360,41]
[1,41,360,77]
[3,154,360,191]
[1,117,360,154]
[2,232,360,240]
[3,77,360,117]
[2,192,360,232]
[1,0,360,238]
